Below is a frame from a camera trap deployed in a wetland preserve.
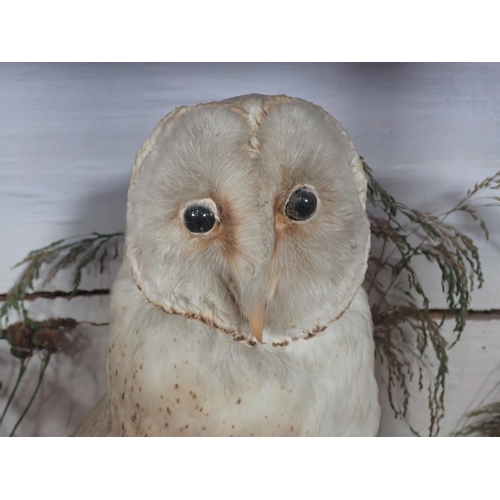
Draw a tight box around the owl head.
[125,94,369,345]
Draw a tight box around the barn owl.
[74,94,380,437]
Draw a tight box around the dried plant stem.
[10,353,50,437]
[453,402,500,437]
[0,232,123,326]
[364,162,500,435]
[452,381,500,436]
[366,215,391,295]
[0,289,111,302]
[0,358,28,426]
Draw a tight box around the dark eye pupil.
[183,205,216,233]
[285,187,317,221]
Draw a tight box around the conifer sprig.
[364,163,500,435]
[0,232,123,326]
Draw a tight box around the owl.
[74,94,380,437]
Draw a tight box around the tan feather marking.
[162,303,237,336]
[274,191,299,239]
[304,324,327,339]
[223,103,250,120]
[191,195,240,263]
[261,95,292,115]
[272,340,289,347]
[222,102,262,157]
[216,197,240,261]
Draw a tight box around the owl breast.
[102,263,380,437]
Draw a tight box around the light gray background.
[1,63,499,436]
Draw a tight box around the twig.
[10,354,50,437]
[0,358,28,426]
[0,289,110,302]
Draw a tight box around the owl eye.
[285,186,318,221]
[183,204,216,233]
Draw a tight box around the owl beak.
[249,303,266,343]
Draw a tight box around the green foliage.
[0,232,123,327]
[0,232,122,436]
[453,401,500,437]
[364,162,500,435]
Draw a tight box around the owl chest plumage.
[100,264,380,437]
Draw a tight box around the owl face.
[126,95,370,344]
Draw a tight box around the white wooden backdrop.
[1,63,499,437]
